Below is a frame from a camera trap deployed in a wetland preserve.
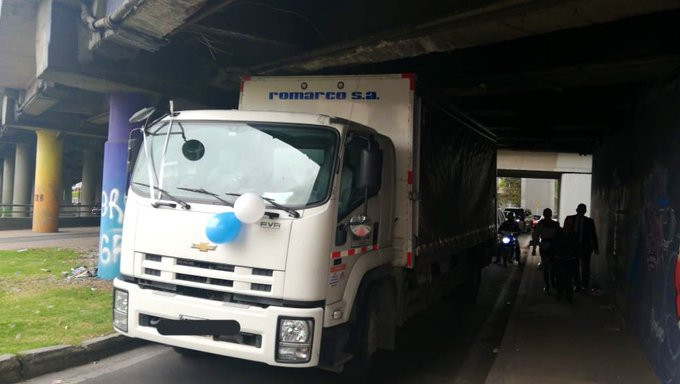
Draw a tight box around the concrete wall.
[559,173,592,224]
[592,77,680,384]
[498,150,592,173]
[521,178,556,215]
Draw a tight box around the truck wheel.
[341,288,381,382]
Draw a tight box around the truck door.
[327,133,383,302]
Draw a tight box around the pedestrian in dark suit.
[563,203,599,292]
[532,208,560,294]
[551,228,577,302]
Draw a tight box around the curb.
[0,334,145,383]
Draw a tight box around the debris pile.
[66,266,98,280]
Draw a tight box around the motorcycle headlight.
[502,237,511,244]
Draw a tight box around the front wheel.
[340,288,381,382]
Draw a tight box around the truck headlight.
[276,318,313,363]
[113,289,128,332]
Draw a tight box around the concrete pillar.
[559,173,592,227]
[12,144,33,217]
[81,149,97,215]
[99,93,147,279]
[62,183,72,204]
[95,155,103,205]
[33,130,63,232]
[1,150,15,217]
[0,159,3,208]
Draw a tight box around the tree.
[497,177,521,208]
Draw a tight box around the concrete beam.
[6,123,106,139]
[251,0,680,74]
[34,1,225,105]
[498,150,592,173]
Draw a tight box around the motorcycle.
[498,231,520,267]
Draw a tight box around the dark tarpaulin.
[417,97,496,250]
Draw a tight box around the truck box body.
[240,74,496,272]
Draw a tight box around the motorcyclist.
[497,212,521,264]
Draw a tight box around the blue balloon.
[205,212,242,244]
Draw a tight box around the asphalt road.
[26,238,528,384]
[0,227,99,250]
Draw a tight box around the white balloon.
[234,193,266,224]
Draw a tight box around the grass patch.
[0,248,112,354]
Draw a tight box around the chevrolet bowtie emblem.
[191,242,217,252]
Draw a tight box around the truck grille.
[138,253,282,298]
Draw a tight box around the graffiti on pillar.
[98,138,129,280]
[101,188,124,225]
[99,188,124,266]
[636,165,680,383]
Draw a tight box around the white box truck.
[113,74,497,373]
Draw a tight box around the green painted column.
[33,130,63,232]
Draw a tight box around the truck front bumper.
[113,278,323,367]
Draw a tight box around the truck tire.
[341,287,381,382]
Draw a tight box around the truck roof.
[169,109,347,128]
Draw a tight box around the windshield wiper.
[177,187,233,206]
[225,193,301,218]
[132,182,191,210]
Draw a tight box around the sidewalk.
[0,227,99,250]
[485,252,659,384]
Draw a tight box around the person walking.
[563,203,599,292]
[551,228,577,302]
[532,208,560,293]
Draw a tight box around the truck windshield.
[131,120,338,208]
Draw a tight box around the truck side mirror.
[357,147,382,194]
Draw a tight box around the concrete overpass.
[498,149,592,219]
[2,0,680,381]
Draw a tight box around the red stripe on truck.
[407,171,413,185]
[330,245,380,259]
[240,76,251,92]
[401,73,415,90]
[406,251,413,268]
